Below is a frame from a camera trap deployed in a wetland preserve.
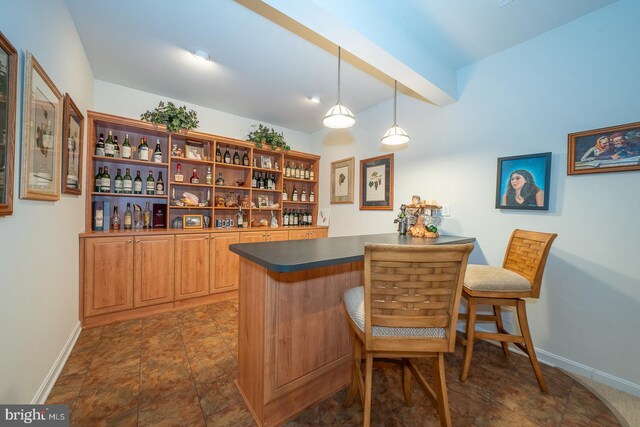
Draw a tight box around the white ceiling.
[66,0,616,133]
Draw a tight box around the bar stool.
[343,242,473,427]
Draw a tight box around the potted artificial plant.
[247,124,290,151]
[140,101,199,133]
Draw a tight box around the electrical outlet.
[441,204,450,217]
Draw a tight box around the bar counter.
[230,233,475,426]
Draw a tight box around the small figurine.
[274,161,279,170]
[393,204,408,235]
[216,195,225,207]
[203,216,211,228]
[171,144,183,158]
[241,195,250,209]
[172,217,183,229]
[270,211,278,228]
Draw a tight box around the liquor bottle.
[134,171,143,194]
[233,146,240,165]
[309,189,315,203]
[271,173,277,190]
[121,134,132,159]
[113,136,120,158]
[301,187,306,202]
[94,202,104,231]
[110,206,120,230]
[293,209,299,226]
[95,133,105,156]
[94,166,103,192]
[285,162,291,177]
[215,145,222,163]
[266,174,273,190]
[124,203,132,230]
[123,168,133,194]
[258,172,264,189]
[153,139,163,163]
[190,168,200,184]
[114,168,123,194]
[205,166,213,185]
[295,163,301,179]
[104,131,115,157]
[143,202,152,229]
[251,171,257,188]
[283,210,289,226]
[282,184,288,201]
[242,148,249,166]
[224,145,231,164]
[309,164,315,181]
[174,164,184,182]
[215,172,224,186]
[101,166,111,193]
[236,207,244,228]
[292,185,298,202]
[304,164,310,180]
[156,171,164,195]
[146,170,155,195]
[138,137,149,161]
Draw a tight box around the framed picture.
[183,214,203,229]
[257,195,270,208]
[360,153,394,210]
[330,157,354,204]
[568,122,640,175]
[261,155,272,169]
[0,32,17,215]
[20,52,63,201]
[496,152,551,210]
[61,94,84,195]
[185,141,203,160]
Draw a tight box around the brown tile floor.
[48,298,620,426]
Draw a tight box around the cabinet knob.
[205,236,209,240]
[135,239,140,243]
[127,239,132,244]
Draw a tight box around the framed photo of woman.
[496,152,551,210]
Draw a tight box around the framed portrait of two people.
[496,152,551,211]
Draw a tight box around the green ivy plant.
[140,101,199,133]
[247,124,290,151]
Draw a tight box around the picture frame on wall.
[330,157,354,204]
[360,153,394,210]
[20,51,63,201]
[185,141,203,160]
[567,121,640,175]
[61,94,84,195]
[496,152,551,210]
[0,32,17,215]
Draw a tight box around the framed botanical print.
[330,157,354,204]
[0,32,17,215]
[495,152,551,210]
[20,51,63,201]
[61,94,84,195]
[360,153,394,210]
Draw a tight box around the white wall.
[0,0,94,403]
[93,80,312,153]
[315,0,640,393]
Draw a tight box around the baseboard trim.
[31,321,82,404]
[457,323,640,398]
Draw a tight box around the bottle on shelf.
[215,172,224,186]
[94,201,104,231]
[146,170,155,195]
[110,206,120,230]
[282,184,288,201]
[309,189,315,203]
[94,166,103,192]
[104,131,115,157]
[309,164,315,181]
[266,174,273,190]
[124,203,132,230]
[114,168,123,194]
[174,164,184,182]
[95,133,105,157]
[301,187,306,202]
[123,168,133,194]
[295,163,301,179]
[134,171,143,194]
[138,137,149,161]
[284,162,291,177]
[293,209,299,226]
[236,207,244,228]
[224,145,231,164]
[215,144,222,163]
[304,164,310,180]
[253,157,257,167]
[153,139,162,163]
[101,166,111,193]
[242,148,249,166]
[292,184,298,202]
[206,166,213,185]
[113,136,120,158]
[121,134,132,159]
[156,171,164,195]
[233,146,240,165]
[143,202,152,229]
[251,171,257,188]
[271,173,277,190]
[283,210,289,226]
[190,168,200,184]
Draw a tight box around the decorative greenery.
[140,101,199,133]
[246,124,290,151]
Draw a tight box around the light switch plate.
[441,204,450,217]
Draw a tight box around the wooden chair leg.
[516,299,548,393]
[460,298,477,382]
[433,353,452,427]
[344,329,359,408]
[363,354,374,427]
[493,305,510,357]
[402,359,413,406]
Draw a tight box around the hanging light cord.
[393,80,398,125]
[337,47,342,103]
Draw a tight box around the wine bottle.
[283,210,289,226]
[215,145,222,163]
[174,163,184,182]
[134,171,143,194]
[266,174,273,190]
[215,172,224,186]
[309,164,315,181]
[138,137,149,161]
[293,209,299,226]
[94,166,103,192]
[94,202,104,231]
[123,168,133,194]
[101,166,111,193]
[292,185,298,202]
[146,170,155,195]
[156,171,164,195]
[233,146,240,165]
[114,168,123,194]
[258,172,264,189]
[295,163,301,179]
[124,203,132,230]
[95,133,105,156]
[242,148,249,166]
[110,206,120,230]
[153,139,162,163]
[282,184,288,201]
[121,134,132,159]
[301,187,306,202]
[104,131,115,157]
[190,168,200,184]
[224,145,231,164]
[206,166,213,185]
[251,171,256,188]
[304,164,310,180]
[309,189,315,203]
[285,162,291,177]
[113,136,120,158]
[143,202,152,229]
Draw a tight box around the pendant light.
[322,47,355,129]
[381,80,409,145]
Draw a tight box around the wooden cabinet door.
[240,231,267,243]
[210,232,240,292]
[175,234,210,300]
[308,229,328,239]
[84,237,133,317]
[267,230,289,242]
[288,229,309,240]
[134,235,175,308]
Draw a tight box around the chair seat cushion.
[464,265,531,292]
[343,287,445,338]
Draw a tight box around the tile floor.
[47,298,621,426]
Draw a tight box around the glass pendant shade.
[323,47,355,129]
[381,80,409,145]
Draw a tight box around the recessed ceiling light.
[193,50,211,62]
[308,95,321,104]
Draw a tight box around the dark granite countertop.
[229,233,475,273]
